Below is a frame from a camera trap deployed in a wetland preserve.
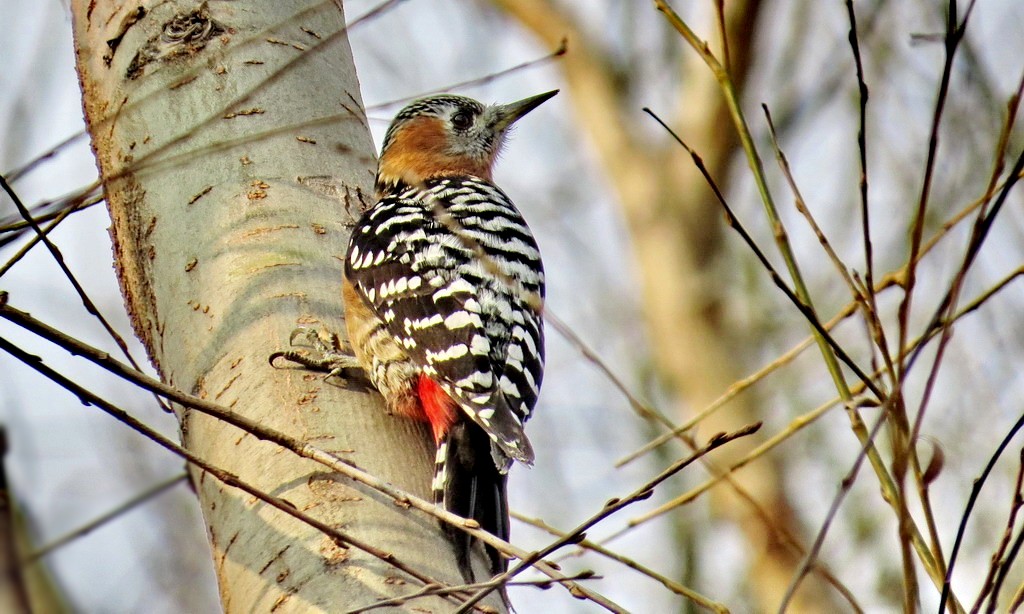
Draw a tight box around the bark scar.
[105,5,147,67]
[258,545,291,575]
[126,3,226,80]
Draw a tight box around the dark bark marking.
[126,3,226,80]
[104,5,146,66]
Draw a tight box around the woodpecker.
[341,90,556,579]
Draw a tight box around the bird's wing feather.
[344,178,543,462]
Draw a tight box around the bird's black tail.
[434,420,509,582]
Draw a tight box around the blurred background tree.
[1,0,1023,612]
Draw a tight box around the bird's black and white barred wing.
[344,177,545,464]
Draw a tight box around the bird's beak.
[492,90,559,130]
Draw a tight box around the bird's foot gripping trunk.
[268,327,369,386]
[436,421,510,584]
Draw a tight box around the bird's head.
[376,90,558,193]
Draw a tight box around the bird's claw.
[288,326,348,354]
[270,327,368,386]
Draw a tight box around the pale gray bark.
[71,1,501,610]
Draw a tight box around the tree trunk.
[71,1,502,610]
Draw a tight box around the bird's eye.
[451,111,473,130]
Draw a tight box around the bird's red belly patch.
[417,375,458,443]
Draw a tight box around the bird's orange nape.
[377,116,493,186]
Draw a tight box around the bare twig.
[420,186,817,609]
[642,106,961,601]
[911,69,1024,614]
[620,151,1023,467]
[452,424,761,612]
[762,104,860,298]
[367,39,567,112]
[0,175,164,413]
[845,0,874,302]
[646,16,955,599]
[887,3,980,595]
[985,497,1024,614]
[0,335,466,606]
[4,132,89,183]
[513,512,737,613]
[0,297,615,609]
[654,0,861,412]
[0,192,103,277]
[0,192,103,246]
[23,473,187,563]
[6,0,394,189]
[972,448,1024,613]
[894,0,976,386]
[642,109,882,400]
[630,264,1023,528]
[939,145,1024,612]
[615,323,822,467]
[344,571,598,614]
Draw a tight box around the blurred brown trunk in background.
[490,1,836,610]
[0,431,68,613]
